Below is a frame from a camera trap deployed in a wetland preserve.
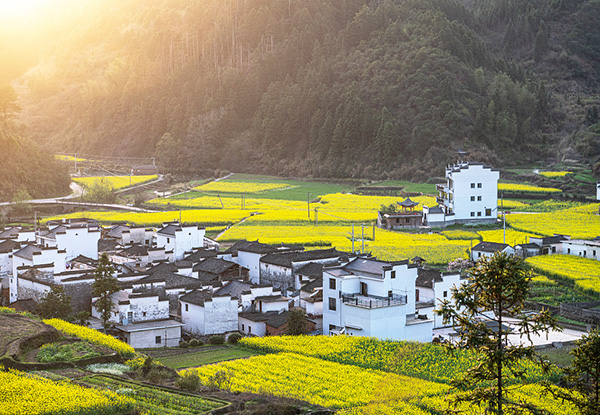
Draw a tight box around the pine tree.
[92,253,119,333]
[436,252,560,415]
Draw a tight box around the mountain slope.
[7,0,600,178]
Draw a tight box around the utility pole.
[314,208,318,225]
[351,224,355,253]
[372,222,375,241]
[307,192,310,220]
[361,223,365,254]
[502,192,505,244]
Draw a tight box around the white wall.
[126,326,181,348]
[433,273,463,328]
[237,251,262,284]
[156,226,206,260]
[181,295,238,335]
[239,317,266,336]
[443,164,499,221]
[563,240,600,260]
[258,299,289,313]
[472,246,515,260]
[55,228,100,261]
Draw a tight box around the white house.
[323,257,433,342]
[0,226,36,243]
[155,223,205,261]
[107,224,153,246]
[115,320,183,349]
[528,234,569,255]
[471,241,515,260]
[426,162,500,227]
[10,245,66,303]
[37,224,100,261]
[416,269,464,328]
[220,241,302,284]
[597,183,600,201]
[179,289,238,335]
[562,239,600,260]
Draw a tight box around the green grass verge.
[155,347,259,369]
[541,346,575,368]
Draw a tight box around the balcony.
[436,196,446,205]
[436,183,446,192]
[341,292,407,309]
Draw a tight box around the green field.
[365,180,437,194]
[176,173,352,201]
[145,346,259,369]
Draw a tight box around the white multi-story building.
[415,269,464,329]
[424,162,500,227]
[155,222,205,260]
[38,224,101,261]
[562,239,600,260]
[179,290,238,335]
[323,257,433,342]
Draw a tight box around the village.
[1,161,596,350]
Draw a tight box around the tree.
[546,329,600,414]
[0,85,20,121]
[436,252,560,414]
[38,286,72,319]
[286,309,308,336]
[92,253,119,333]
[85,179,116,203]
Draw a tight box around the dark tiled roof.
[214,280,252,297]
[238,311,271,322]
[193,257,237,274]
[184,249,218,262]
[300,277,322,293]
[224,240,303,255]
[157,223,182,236]
[542,235,568,244]
[108,224,130,239]
[0,239,20,254]
[426,206,444,214]
[70,255,97,266]
[517,243,540,249]
[255,295,289,303]
[179,289,213,306]
[342,257,387,277]
[13,244,42,260]
[0,227,20,239]
[472,241,511,253]
[416,268,443,289]
[119,245,148,257]
[147,262,178,275]
[98,239,120,252]
[265,310,290,329]
[397,197,419,207]
[260,248,341,268]
[295,262,323,278]
[136,272,202,290]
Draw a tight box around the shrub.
[146,367,171,384]
[179,340,189,348]
[176,372,201,391]
[209,335,225,345]
[189,339,201,347]
[228,333,242,344]
[206,369,233,390]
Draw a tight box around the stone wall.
[560,301,600,325]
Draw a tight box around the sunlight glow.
[0,0,46,18]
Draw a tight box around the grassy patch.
[148,347,260,369]
[365,180,437,194]
[541,346,575,368]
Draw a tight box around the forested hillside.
[0,86,70,201]
[4,0,600,178]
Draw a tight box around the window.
[477,183,482,188]
[329,278,336,290]
[248,326,252,334]
[443,291,448,298]
[185,304,188,312]
[470,183,475,188]
[477,212,482,216]
[166,237,170,243]
[478,252,482,258]
[388,290,393,297]
[391,270,396,279]
[477,196,482,201]
[594,250,597,256]
[485,208,492,216]
[143,312,147,317]
[568,248,571,254]
[329,324,337,331]
[470,212,475,217]
[329,297,337,311]
[552,247,556,253]
[241,324,245,331]
[470,196,475,201]
[155,336,162,344]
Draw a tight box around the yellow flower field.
[43,319,135,357]
[73,175,158,190]
[538,171,572,178]
[219,224,470,264]
[440,230,481,240]
[526,255,600,293]
[194,181,291,193]
[43,209,251,227]
[147,195,307,211]
[477,228,539,246]
[498,183,561,194]
[55,155,87,162]
[182,352,448,409]
[0,370,133,415]
[506,204,600,240]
